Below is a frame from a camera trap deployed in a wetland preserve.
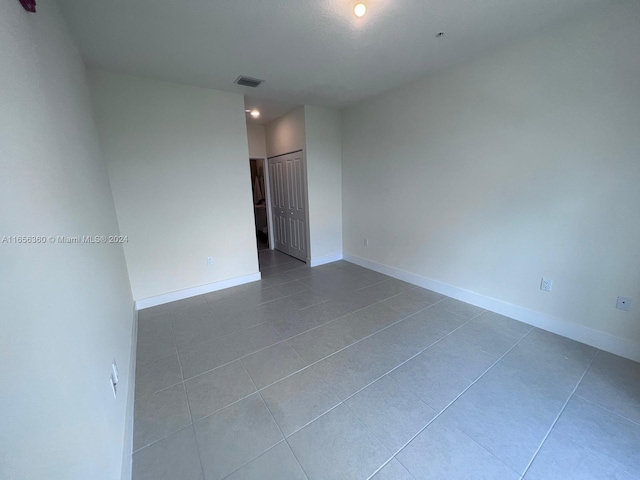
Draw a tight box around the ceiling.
[57,0,601,124]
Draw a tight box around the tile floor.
[132,250,640,480]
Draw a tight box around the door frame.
[266,149,310,263]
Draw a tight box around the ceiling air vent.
[235,76,264,88]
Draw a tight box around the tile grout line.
[161,305,479,457]
[136,257,635,479]
[322,391,396,479]
[348,313,499,480]
[572,392,640,429]
[519,349,601,479]
[295,274,414,309]
[292,285,414,334]
[386,327,536,475]
[134,296,480,439]
[131,261,358,448]
[258,391,312,480]
[139,273,423,374]
[366,456,418,480]
[141,324,497,468]
[134,377,183,402]
[131,318,205,478]
[237,302,477,412]
[315,311,494,472]
[140,294,394,393]
[217,440,290,480]
[536,411,640,480]
[191,361,286,480]
[187,390,260,430]
[167,317,206,480]
[241,362,312,480]
[365,458,394,480]
[285,296,449,358]
[343,381,423,480]
[217,306,488,476]
[168,318,195,426]
[132,264,488,469]
[320,307,488,405]
[143,272,399,367]
[168,294,456,390]
[281,346,398,478]
[278,402,345,440]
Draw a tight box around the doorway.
[249,158,269,250]
[267,150,309,262]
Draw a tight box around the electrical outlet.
[540,278,553,292]
[207,256,214,266]
[111,361,119,384]
[109,361,119,398]
[616,296,632,311]
[110,372,117,398]
[364,238,369,246]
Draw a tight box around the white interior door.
[269,158,288,254]
[268,151,308,262]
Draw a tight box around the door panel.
[269,161,288,254]
[268,151,308,262]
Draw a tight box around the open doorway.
[249,158,269,250]
[267,151,309,263]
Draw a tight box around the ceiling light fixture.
[354,2,366,17]
[250,109,260,118]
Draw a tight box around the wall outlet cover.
[111,362,119,384]
[110,373,117,398]
[540,278,553,292]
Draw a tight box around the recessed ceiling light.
[250,109,260,118]
[354,3,366,17]
[245,109,251,113]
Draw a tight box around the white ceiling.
[57,0,601,124]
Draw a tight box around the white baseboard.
[310,252,344,267]
[135,273,262,310]
[120,306,137,480]
[344,253,640,363]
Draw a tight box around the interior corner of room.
[2,0,639,479]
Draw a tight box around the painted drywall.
[265,106,306,158]
[89,70,259,302]
[0,1,134,479]
[265,106,343,264]
[304,106,343,262]
[342,1,640,348]
[247,123,267,158]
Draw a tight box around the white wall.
[247,123,267,158]
[0,1,135,479]
[305,106,343,263]
[265,106,343,264]
[89,70,259,303]
[265,106,306,158]
[342,1,640,354]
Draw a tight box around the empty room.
[2,0,639,479]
